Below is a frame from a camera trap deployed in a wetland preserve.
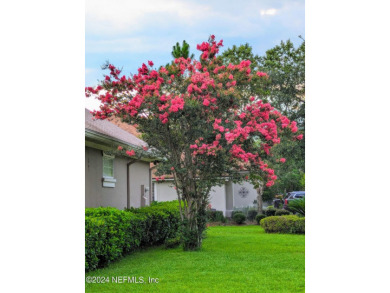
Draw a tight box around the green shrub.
[288,197,305,216]
[85,201,181,271]
[260,215,305,234]
[247,209,258,221]
[206,210,225,222]
[291,217,305,234]
[255,214,266,225]
[85,211,145,271]
[164,236,181,249]
[265,206,276,217]
[275,209,291,216]
[130,201,181,246]
[231,210,240,218]
[233,212,246,224]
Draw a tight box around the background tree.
[171,40,195,59]
[86,35,301,250]
[220,38,305,200]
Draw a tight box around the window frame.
[102,152,116,188]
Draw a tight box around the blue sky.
[85,0,304,108]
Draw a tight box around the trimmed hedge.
[85,201,180,271]
[128,201,181,246]
[255,214,266,225]
[260,215,305,234]
[265,207,277,217]
[206,210,225,222]
[247,209,258,221]
[275,209,291,216]
[233,212,246,224]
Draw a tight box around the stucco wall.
[209,185,226,214]
[232,181,258,209]
[154,181,228,215]
[153,180,259,217]
[154,181,177,202]
[85,146,150,209]
[129,161,151,208]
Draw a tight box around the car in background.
[283,191,305,210]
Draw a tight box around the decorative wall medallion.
[238,187,249,198]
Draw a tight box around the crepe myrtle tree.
[86,35,302,250]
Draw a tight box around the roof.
[85,108,147,148]
[107,116,141,138]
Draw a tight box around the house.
[152,177,260,217]
[85,109,156,209]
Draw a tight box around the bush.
[260,215,305,234]
[129,201,181,246]
[275,209,291,216]
[255,214,266,225]
[85,201,181,271]
[233,212,246,224]
[164,236,181,249]
[288,197,305,216]
[247,209,258,221]
[231,210,239,218]
[206,210,225,222]
[265,206,276,217]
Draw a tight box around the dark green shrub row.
[275,209,291,216]
[233,212,246,224]
[260,215,305,234]
[85,201,180,271]
[265,206,276,216]
[206,210,225,222]
[247,209,258,221]
[128,201,181,246]
[255,214,266,225]
[164,236,181,249]
[265,207,292,217]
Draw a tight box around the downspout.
[149,164,157,203]
[127,159,136,209]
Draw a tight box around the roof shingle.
[85,109,147,147]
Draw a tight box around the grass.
[85,225,305,293]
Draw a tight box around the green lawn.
[85,225,305,293]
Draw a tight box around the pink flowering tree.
[86,35,302,250]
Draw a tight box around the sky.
[85,0,305,109]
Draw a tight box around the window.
[102,152,116,188]
[103,154,114,178]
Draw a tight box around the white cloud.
[85,68,96,74]
[86,0,213,35]
[86,37,175,53]
[260,8,278,16]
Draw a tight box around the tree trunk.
[181,196,207,251]
[257,182,264,214]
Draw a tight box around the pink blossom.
[280,158,286,163]
[126,150,135,156]
[256,71,268,78]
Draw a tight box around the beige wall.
[232,181,258,209]
[154,181,228,216]
[209,185,226,213]
[129,161,151,208]
[153,180,259,217]
[85,146,150,209]
[154,181,177,202]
